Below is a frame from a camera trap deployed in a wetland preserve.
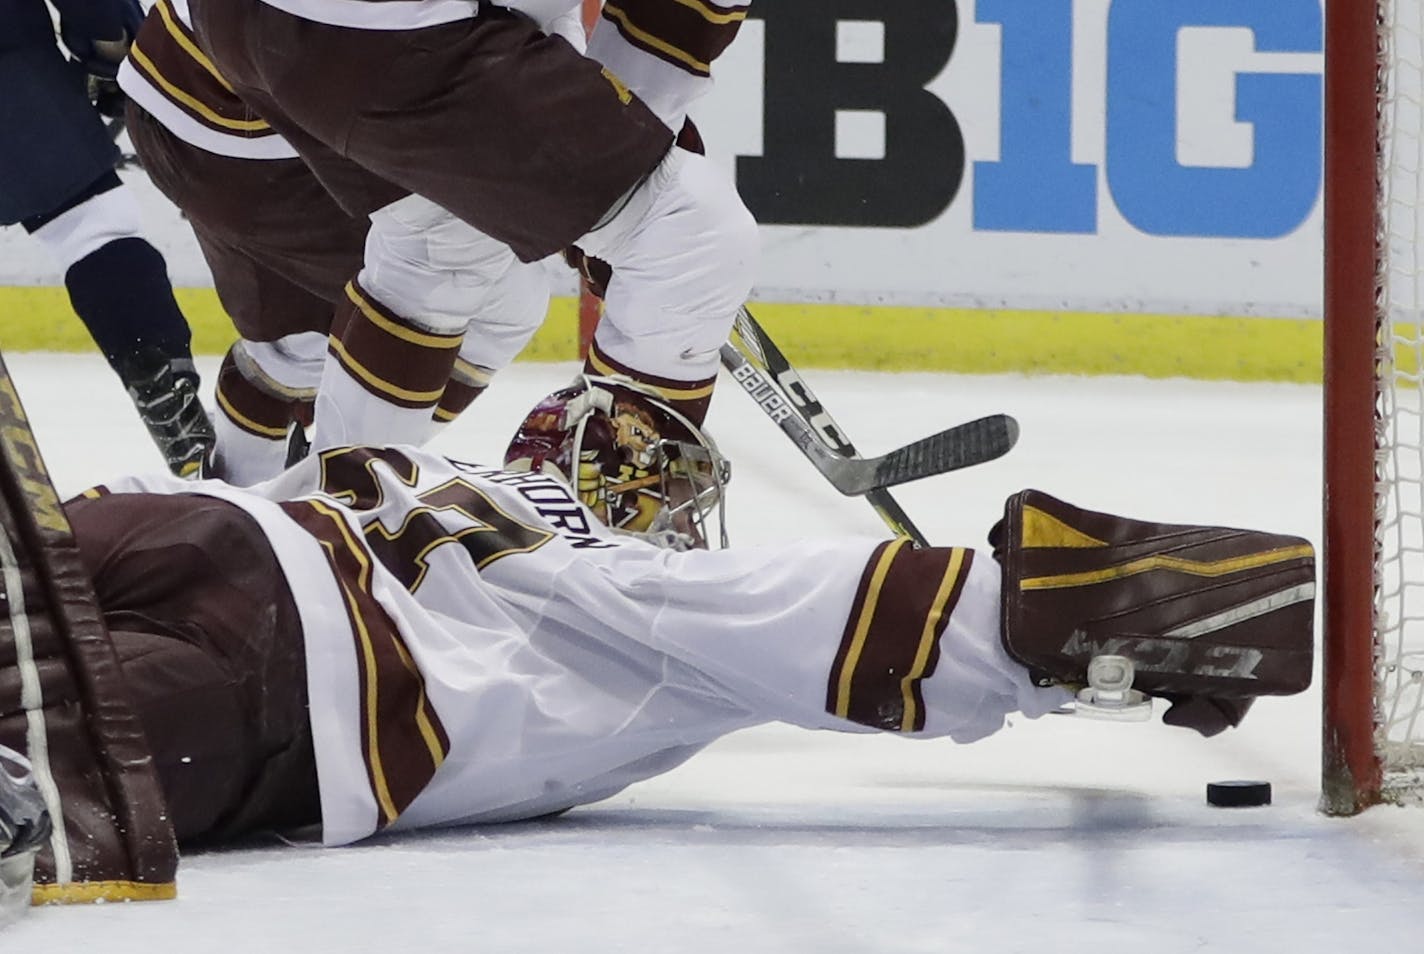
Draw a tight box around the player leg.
[0,39,213,477]
[564,0,758,421]
[124,96,372,326]
[179,225,327,483]
[311,194,534,451]
[128,81,550,460]
[191,3,755,425]
[556,0,765,424]
[126,102,355,481]
[127,27,557,453]
[562,147,753,420]
[178,205,332,484]
[574,146,757,424]
[211,208,549,458]
[434,257,553,433]
[30,182,216,477]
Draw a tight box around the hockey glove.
[61,0,144,118]
[1160,695,1255,738]
[59,0,144,77]
[991,489,1315,735]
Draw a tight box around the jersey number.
[318,447,553,591]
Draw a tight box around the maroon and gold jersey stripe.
[601,0,750,77]
[280,498,450,827]
[584,342,717,425]
[434,378,485,423]
[329,281,464,409]
[215,349,295,440]
[215,386,288,440]
[127,0,277,139]
[827,541,976,732]
[435,357,491,422]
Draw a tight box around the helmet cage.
[511,375,730,550]
[619,435,730,550]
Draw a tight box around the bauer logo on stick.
[729,363,792,423]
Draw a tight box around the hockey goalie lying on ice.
[0,373,1314,913]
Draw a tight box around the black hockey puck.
[1206,780,1272,807]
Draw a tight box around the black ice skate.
[116,349,216,478]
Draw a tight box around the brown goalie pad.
[0,353,177,904]
[989,489,1314,701]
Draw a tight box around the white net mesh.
[1377,0,1424,794]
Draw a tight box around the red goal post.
[1323,0,1424,813]
[578,0,604,359]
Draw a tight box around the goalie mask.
[504,375,731,549]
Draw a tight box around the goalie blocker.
[991,490,1315,736]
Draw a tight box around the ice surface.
[6,353,1423,952]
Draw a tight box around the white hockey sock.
[212,339,318,485]
[213,413,290,487]
[312,358,445,451]
[309,280,459,452]
[310,195,543,451]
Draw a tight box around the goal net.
[1323,0,1424,813]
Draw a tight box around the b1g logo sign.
[737,0,964,229]
[736,0,1322,240]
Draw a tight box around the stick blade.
[846,414,1019,494]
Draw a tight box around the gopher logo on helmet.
[579,400,665,533]
[608,400,659,470]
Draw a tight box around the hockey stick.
[726,307,933,543]
[719,342,1018,497]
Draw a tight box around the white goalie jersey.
[101,446,1062,845]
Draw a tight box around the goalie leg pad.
[0,351,178,903]
[990,490,1315,701]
